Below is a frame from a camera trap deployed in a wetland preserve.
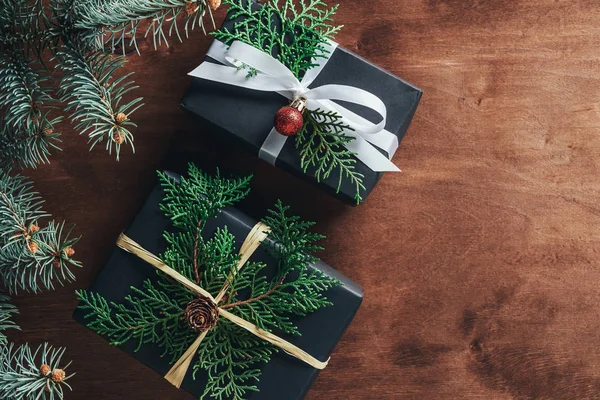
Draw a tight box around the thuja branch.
[220,275,286,309]
[193,219,203,284]
[215,0,341,79]
[297,108,365,204]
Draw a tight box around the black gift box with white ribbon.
[180,1,422,205]
[73,172,363,399]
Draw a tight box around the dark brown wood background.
[10,0,600,399]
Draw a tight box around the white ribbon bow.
[189,40,401,172]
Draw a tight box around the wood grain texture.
[10,0,600,399]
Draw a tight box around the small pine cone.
[51,369,66,383]
[40,364,52,376]
[27,241,38,254]
[185,1,197,15]
[185,296,219,332]
[64,247,75,257]
[208,0,221,10]
[29,224,40,234]
[53,258,61,269]
[115,112,127,123]
[113,130,125,144]
[43,128,54,135]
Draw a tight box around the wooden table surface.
[11,1,600,399]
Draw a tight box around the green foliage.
[215,1,366,203]
[0,117,62,172]
[1,0,214,169]
[0,342,73,400]
[215,0,341,79]
[77,165,339,400]
[158,164,252,232]
[73,0,217,53]
[0,172,81,294]
[56,40,142,159]
[297,109,365,203]
[0,294,19,346]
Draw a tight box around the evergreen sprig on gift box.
[214,0,366,203]
[0,342,74,400]
[0,172,80,294]
[1,0,220,169]
[77,163,339,400]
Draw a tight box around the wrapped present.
[73,164,363,400]
[181,0,422,205]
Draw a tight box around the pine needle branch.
[0,115,62,172]
[2,0,220,166]
[72,0,215,53]
[0,343,74,400]
[0,45,62,170]
[56,38,143,160]
[0,293,19,346]
[0,172,81,294]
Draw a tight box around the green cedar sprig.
[214,0,367,203]
[77,164,339,400]
[298,109,365,203]
[0,342,74,400]
[214,0,341,79]
[0,172,81,294]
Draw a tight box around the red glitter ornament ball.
[274,106,304,136]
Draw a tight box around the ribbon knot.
[190,40,402,172]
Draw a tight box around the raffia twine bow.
[116,222,328,389]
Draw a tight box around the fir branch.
[297,109,365,203]
[1,0,218,166]
[72,0,215,53]
[0,342,73,400]
[0,51,55,130]
[0,0,51,60]
[56,39,143,160]
[0,172,81,294]
[0,293,19,346]
[0,115,62,172]
[215,0,341,79]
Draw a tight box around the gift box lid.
[181,1,422,205]
[73,172,363,399]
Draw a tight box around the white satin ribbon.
[189,40,400,172]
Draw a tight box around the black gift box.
[181,2,422,205]
[73,173,363,399]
